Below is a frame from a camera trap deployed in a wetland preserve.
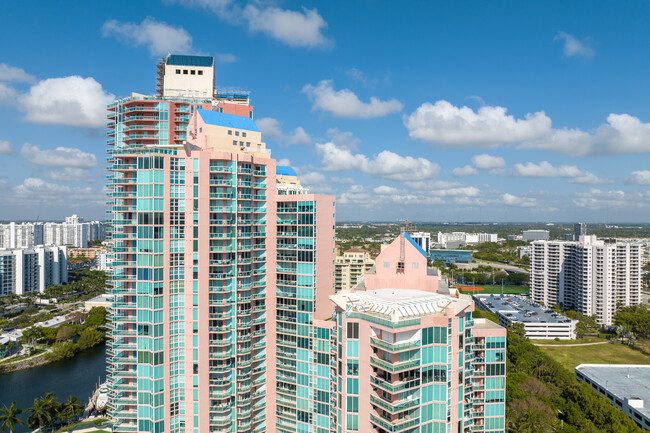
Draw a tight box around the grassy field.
[455,285,530,295]
[539,342,650,371]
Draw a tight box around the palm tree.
[0,402,24,433]
[25,392,59,429]
[58,396,83,426]
[25,397,52,429]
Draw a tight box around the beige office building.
[335,247,375,291]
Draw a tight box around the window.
[383,261,390,268]
[347,322,359,339]
[246,142,250,147]
[228,130,232,135]
[190,70,195,75]
[198,70,203,75]
[183,70,188,75]
[175,69,180,74]
[398,261,405,270]
[233,140,237,146]
[242,132,247,137]
[412,262,419,269]
[235,131,240,136]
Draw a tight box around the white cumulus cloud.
[0,140,14,155]
[404,100,550,147]
[625,170,650,185]
[303,80,403,119]
[554,32,594,58]
[452,165,478,177]
[405,100,650,156]
[472,154,506,172]
[102,17,195,56]
[21,143,98,168]
[18,76,114,128]
[502,193,537,207]
[243,6,331,49]
[170,0,331,49]
[256,117,311,146]
[315,142,438,181]
[0,63,36,83]
[513,161,611,185]
[44,167,94,182]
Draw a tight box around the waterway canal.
[0,344,107,432]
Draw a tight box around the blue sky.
[1,1,650,222]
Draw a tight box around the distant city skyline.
[2,1,650,222]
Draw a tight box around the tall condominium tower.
[530,235,642,325]
[106,55,505,433]
[106,55,336,433]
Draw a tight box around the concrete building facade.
[530,235,642,326]
[335,248,375,291]
[522,230,549,242]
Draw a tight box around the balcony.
[370,356,420,373]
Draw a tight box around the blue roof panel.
[276,166,297,177]
[197,109,260,132]
[166,55,214,67]
[404,232,427,259]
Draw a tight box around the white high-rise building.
[0,222,44,248]
[0,216,105,249]
[409,231,431,253]
[530,235,642,326]
[0,245,68,296]
[437,231,497,247]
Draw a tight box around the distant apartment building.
[574,223,586,241]
[410,231,432,253]
[335,248,375,291]
[522,230,549,242]
[530,235,642,326]
[0,245,68,296]
[437,232,497,248]
[331,232,506,433]
[0,216,105,249]
[0,222,44,248]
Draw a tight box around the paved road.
[534,341,609,347]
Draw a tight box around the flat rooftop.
[475,294,574,325]
[473,318,503,330]
[576,364,650,420]
[331,289,472,321]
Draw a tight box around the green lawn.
[455,285,530,295]
[539,342,650,371]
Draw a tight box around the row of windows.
[174,69,204,76]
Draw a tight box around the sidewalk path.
[534,341,609,347]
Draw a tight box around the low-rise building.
[430,249,474,265]
[575,364,650,430]
[522,230,549,241]
[437,232,497,248]
[474,294,577,339]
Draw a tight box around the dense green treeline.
[472,309,643,432]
